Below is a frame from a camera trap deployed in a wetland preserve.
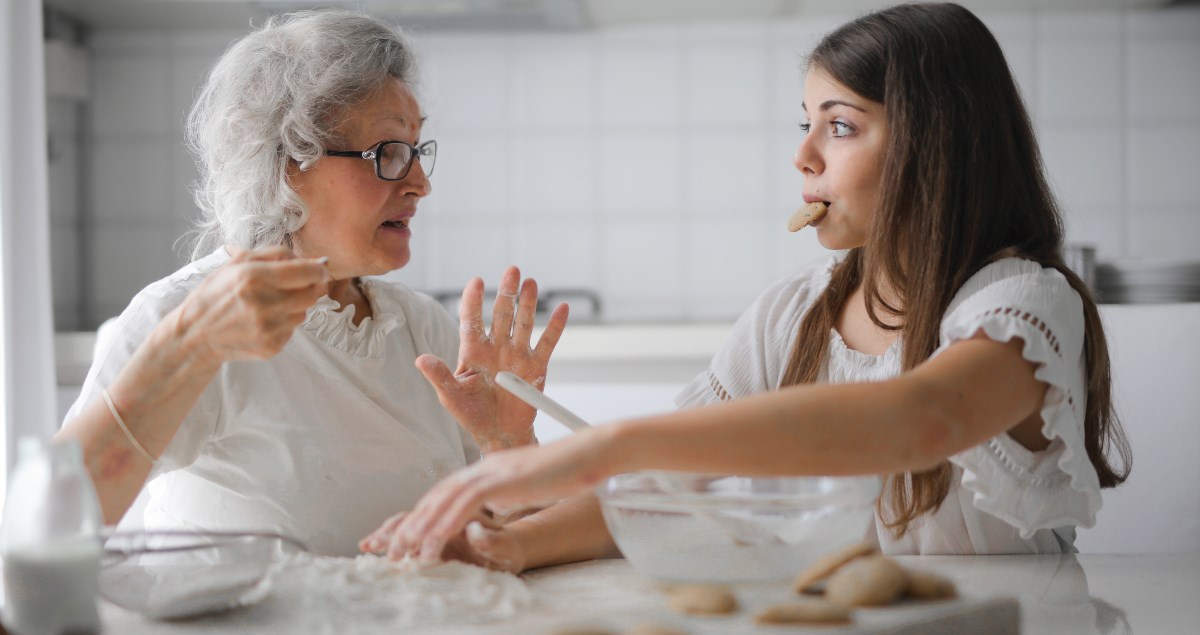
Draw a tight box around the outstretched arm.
[377,334,1047,561]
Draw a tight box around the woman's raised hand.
[174,246,330,364]
[416,266,569,453]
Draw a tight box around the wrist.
[477,430,537,455]
[595,420,641,476]
[163,303,224,372]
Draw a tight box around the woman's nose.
[793,136,821,176]
[404,163,432,198]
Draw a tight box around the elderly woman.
[56,10,567,556]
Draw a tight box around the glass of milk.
[0,437,103,635]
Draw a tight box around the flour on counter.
[266,553,533,632]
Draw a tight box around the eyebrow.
[374,114,429,125]
[800,99,868,113]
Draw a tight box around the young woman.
[362,2,1131,568]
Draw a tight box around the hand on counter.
[360,508,527,574]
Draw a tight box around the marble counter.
[97,552,1198,635]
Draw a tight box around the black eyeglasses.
[324,139,437,181]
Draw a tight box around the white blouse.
[63,249,479,556]
[676,254,1100,555]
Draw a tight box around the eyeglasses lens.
[378,142,436,180]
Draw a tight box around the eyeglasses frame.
[324,139,437,181]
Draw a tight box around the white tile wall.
[65,7,1200,329]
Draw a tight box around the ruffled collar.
[302,278,405,358]
[826,328,903,384]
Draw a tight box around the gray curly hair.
[185,10,418,259]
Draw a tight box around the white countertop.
[97,552,1200,634]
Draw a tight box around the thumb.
[466,521,518,573]
[416,354,457,393]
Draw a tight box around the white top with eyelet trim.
[676,253,1098,555]
[63,248,479,556]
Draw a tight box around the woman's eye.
[798,122,811,133]
[831,121,853,137]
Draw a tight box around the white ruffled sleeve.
[937,258,1102,537]
[675,256,840,408]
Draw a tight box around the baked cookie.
[787,201,828,231]
[666,584,739,616]
[754,599,853,625]
[624,622,687,635]
[825,555,909,607]
[792,541,877,594]
[905,569,958,600]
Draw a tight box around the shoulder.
[941,257,1086,359]
[111,248,230,333]
[947,258,1081,319]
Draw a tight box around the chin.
[382,251,411,274]
[815,229,866,252]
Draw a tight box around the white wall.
[73,6,1200,325]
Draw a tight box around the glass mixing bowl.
[99,530,306,619]
[597,473,881,583]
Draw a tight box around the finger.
[414,474,492,563]
[465,521,516,572]
[241,245,295,262]
[415,354,459,400]
[423,482,504,562]
[458,278,487,357]
[399,469,480,559]
[361,512,408,553]
[244,258,331,291]
[489,266,520,343]
[227,246,248,262]
[533,303,569,361]
[512,277,539,350]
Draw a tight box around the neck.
[327,277,373,324]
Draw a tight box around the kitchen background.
[35,0,1200,553]
[40,0,1200,331]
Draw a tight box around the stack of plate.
[1095,260,1200,304]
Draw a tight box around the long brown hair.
[781,3,1131,537]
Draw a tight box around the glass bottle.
[0,437,103,635]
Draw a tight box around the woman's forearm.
[54,308,223,524]
[604,377,952,480]
[508,492,619,571]
[601,338,1045,480]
